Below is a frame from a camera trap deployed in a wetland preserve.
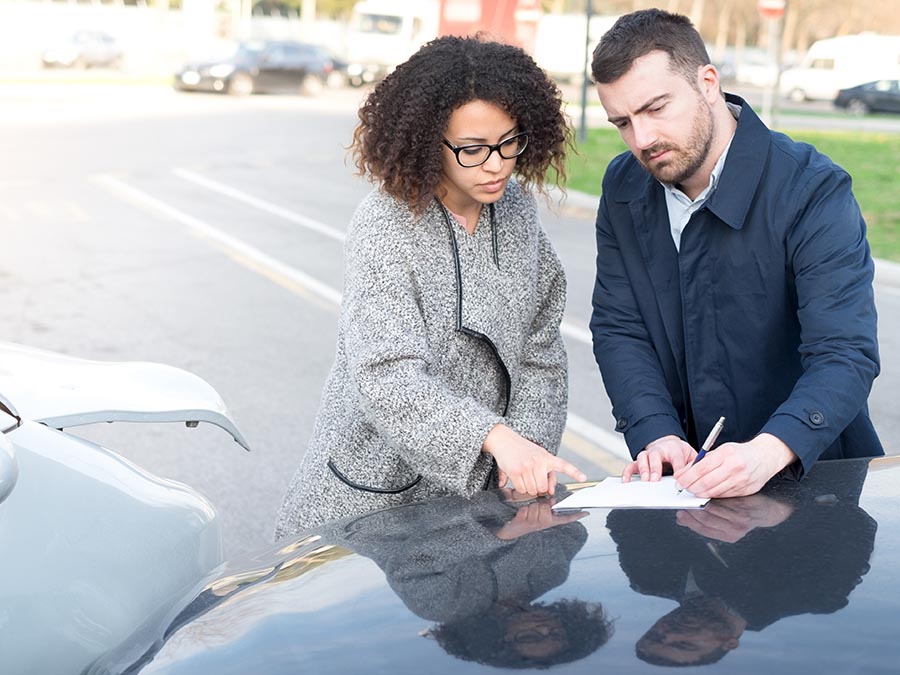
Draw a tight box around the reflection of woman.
[324,490,613,669]
[276,35,584,538]
[607,460,877,667]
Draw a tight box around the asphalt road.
[1,83,897,557]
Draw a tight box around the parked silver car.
[0,341,247,674]
[41,30,123,69]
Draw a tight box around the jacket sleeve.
[590,189,685,456]
[760,167,880,473]
[504,224,568,454]
[341,208,503,495]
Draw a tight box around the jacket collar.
[705,94,770,231]
[611,94,770,232]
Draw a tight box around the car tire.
[847,98,869,116]
[326,71,345,89]
[788,88,806,103]
[300,73,324,96]
[227,73,254,97]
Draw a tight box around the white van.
[343,0,440,86]
[779,33,900,102]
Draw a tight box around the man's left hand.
[673,433,796,498]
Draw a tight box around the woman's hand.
[483,424,586,496]
[494,500,587,541]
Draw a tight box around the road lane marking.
[172,168,347,243]
[560,321,591,345]
[172,169,595,346]
[561,429,627,476]
[97,173,623,465]
[566,412,630,461]
[95,174,342,306]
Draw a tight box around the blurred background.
[1,0,898,90]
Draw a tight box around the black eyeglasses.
[441,132,529,168]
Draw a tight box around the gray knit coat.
[274,180,568,539]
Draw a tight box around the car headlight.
[180,70,201,85]
[208,64,236,78]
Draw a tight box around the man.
[589,9,882,498]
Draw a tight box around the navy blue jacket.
[590,95,882,473]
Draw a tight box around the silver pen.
[677,416,725,494]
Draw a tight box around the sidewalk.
[560,187,900,289]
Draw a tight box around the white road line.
[95,174,342,306]
[175,168,594,346]
[99,172,621,461]
[566,412,631,462]
[172,167,347,243]
[560,321,592,346]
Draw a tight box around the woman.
[275,35,584,539]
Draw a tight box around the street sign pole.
[757,0,786,128]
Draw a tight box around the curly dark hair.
[430,599,614,669]
[350,34,572,213]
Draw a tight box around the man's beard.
[640,96,716,187]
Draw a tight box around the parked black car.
[174,40,335,96]
[90,455,900,674]
[834,79,900,115]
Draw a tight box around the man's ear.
[698,63,721,103]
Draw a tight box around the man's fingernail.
[651,472,659,481]
[641,472,648,481]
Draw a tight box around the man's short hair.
[591,8,711,86]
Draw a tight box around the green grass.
[566,127,900,261]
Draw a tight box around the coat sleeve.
[760,166,880,473]
[341,207,503,495]
[590,188,686,456]
[504,224,568,454]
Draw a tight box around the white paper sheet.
[551,476,709,510]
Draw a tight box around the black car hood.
[93,456,900,674]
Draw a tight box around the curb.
[556,187,900,290]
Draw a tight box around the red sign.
[757,0,785,20]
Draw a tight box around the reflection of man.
[588,8,882,498]
[331,490,614,669]
[607,460,876,667]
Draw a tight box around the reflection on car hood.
[93,456,900,674]
[0,341,248,450]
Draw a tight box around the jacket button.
[616,417,628,430]
[809,411,825,425]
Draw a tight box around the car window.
[234,41,266,61]
[357,14,403,35]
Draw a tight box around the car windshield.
[356,13,402,35]
[232,42,267,61]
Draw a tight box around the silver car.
[0,341,247,674]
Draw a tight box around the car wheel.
[788,88,806,103]
[300,73,324,96]
[847,98,869,116]
[326,71,345,89]
[227,73,254,96]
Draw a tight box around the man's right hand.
[621,435,696,483]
